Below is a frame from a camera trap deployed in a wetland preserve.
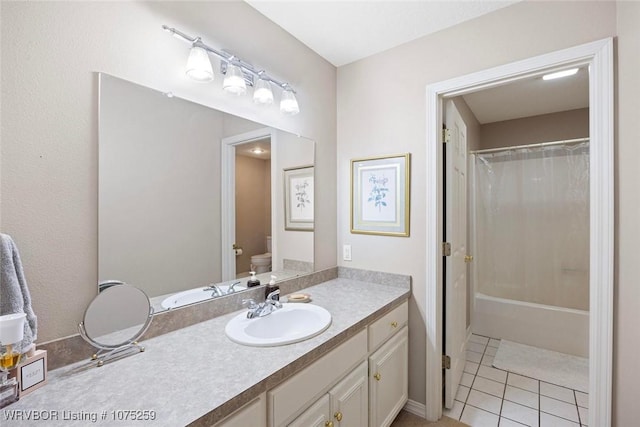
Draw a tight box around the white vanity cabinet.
[264,300,409,427]
[213,393,266,427]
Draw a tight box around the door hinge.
[442,242,451,256]
[442,128,451,143]
[442,355,451,370]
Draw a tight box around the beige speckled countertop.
[2,277,409,426]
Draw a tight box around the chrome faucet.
[227,281,242,293]
[243,290,282,318]
[204,284,223,297]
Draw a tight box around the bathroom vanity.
[4,275,409,427]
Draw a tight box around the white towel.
[0,233,37,349]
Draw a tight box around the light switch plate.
[343,244,352,261]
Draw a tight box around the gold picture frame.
[351,153,410,237]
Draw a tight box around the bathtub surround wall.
[474,293,589,357]
[337,1,639,420]
[0,1,337,343]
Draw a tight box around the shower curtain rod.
[469,137,589,155]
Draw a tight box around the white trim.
[425,38,614,424]
[221,127,274,281]
[403,399,427,418]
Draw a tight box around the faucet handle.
[242,298,258,309]
[266,289,280,301]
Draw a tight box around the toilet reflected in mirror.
[250,236,272,275]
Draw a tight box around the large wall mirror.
[98,74,315,312]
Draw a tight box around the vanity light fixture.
[280,84,300,115]
[223,61,247,95]
[253,72,274,105]
[542,68,579,81]
[162,25,299,115]
[185,43,214,82]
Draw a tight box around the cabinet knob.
[374,372,381,381]
[391,321,398,328]
[334,412,343,422]
[325,421,334,427]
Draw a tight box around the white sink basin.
[161,284,247,309]
[225,303,332,347]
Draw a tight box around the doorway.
[234,137,272,278]
[425,38,613,426]
[221,128,275,281]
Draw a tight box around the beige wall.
[235,155,270,275]
[480,108,589,149]
[337,0,619,408]
[0,1,336,343]
[613,1,640,425]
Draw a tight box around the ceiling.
[245,0,520,67]
[463,67,589,124]
[236,137,271,159]
[244,0,587,123]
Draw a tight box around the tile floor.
[443,334,589,427]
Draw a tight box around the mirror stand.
[78,319,152,367]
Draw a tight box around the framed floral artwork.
[351,153,410,236]
[284,165,314,231]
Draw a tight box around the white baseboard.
[403,399,426,418]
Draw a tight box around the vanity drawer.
[268,329,367,427]
[368,300,408,352]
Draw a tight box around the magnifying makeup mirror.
[78,284,153,366]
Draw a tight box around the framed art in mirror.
[284,165,314,231]
[351,153,411,237]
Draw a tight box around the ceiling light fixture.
[542,68,579,81]
[251,148,265,154]
[162,25,299,115]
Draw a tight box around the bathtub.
[472,292,589,358]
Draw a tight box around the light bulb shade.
[185,46,214,82]
[253,78,274,105]
[280,88,300,115]
[223,64,247,95]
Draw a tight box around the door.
[288,394,331,427]
[444,100,468,409]
[330,361,368,427]
[369,327,408,427]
